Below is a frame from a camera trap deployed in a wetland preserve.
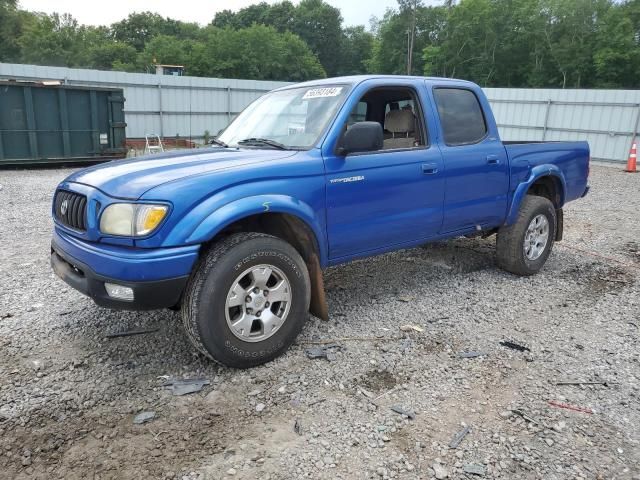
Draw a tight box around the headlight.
[100,203,168,236]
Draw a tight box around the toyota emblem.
[60,199,69,215]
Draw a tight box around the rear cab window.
[433,88,487,146]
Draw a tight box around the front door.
[323,83,445,260]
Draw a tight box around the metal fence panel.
[485,87,640,162]
[1,63,638,162]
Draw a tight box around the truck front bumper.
[51,228,199,310]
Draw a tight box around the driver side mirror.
[338,121,383,156]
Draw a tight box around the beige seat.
[383,109,416,149]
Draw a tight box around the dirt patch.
[621,241,640,263]
[359,370,397,393]
[560,262,635,296]
[419,238,497,274]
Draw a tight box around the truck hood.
[65,148,297,199]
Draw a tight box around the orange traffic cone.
[625,140,637,172]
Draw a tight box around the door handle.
[486,155,500,165]
[422,163,438,175]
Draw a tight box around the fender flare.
[184,194,327,266]
[506,165,567,225]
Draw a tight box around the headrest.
[389,102,399,111]
[385,109,414,133]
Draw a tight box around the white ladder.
[144,134,164,154]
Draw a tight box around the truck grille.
[54,190,87,231]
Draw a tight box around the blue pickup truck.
[51,75,589,367]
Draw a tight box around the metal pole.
[631,104,640,142]
[227,86,232,124]
[628,104,640,162]
[158,82,164,138]
[541,99,552,141]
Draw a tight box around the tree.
[339,26,374,75]
[110,12,200,52]
[192,25,325,81]
[0,0,32,62]
[593,3,640,87]
[87,41,138,71]
[18,13,85,67]
[291,0,344,76]
[139,35,197,73]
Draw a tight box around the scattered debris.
[294,418,302,435]
[463,463,486,476]
[499,340,530,352]
[0,313,13,320]
[133,411,156,424]
[304,344,342,361]
[308,398,326,407]
[432,462,449,479]
[374,385,399,401]
[555,381,612,387]
[399,324,424,333]
[163,378,210,396]
[449,425,471,448]
[511,409,539,425]
[458,351,487,359]
[358,387,380,407]
[548,400,594,414]
[397,296,413,302]
[358,386,374,398]
[256,403,266,412]
[106,327,159,338]
[390,405,416,420]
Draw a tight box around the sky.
[17,0,404,28]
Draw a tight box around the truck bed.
[504,140,590,204]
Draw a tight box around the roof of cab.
[273,75,477,91]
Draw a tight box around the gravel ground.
[0,164,638,480]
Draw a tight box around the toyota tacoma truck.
[51,75,590,368]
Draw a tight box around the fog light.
[104,283,134,301]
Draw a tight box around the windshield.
[218,85,349,149]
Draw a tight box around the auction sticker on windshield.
[302,87,343,99]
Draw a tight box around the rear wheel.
[181,232,310,368]
[496,195,556,276]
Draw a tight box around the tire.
[496,195,556,276]
[181,232,311,368]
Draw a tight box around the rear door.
[431,87,509,233]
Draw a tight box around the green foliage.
[0,0,24,62]
[18,13,85,67]
[340,26,375,75]
[192,25,325,81]
[416,0,640,88]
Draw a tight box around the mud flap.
[555,208,563,241]
[307,253,328,321]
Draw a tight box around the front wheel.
[181,232,311,368]
[496,195,556,276]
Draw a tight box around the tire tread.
[496,195,556,276]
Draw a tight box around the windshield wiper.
[209,137,228,147]
[237,138,287,150]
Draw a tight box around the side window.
[433,88,487,146]
[348,101,368,126]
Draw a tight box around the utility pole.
[407,0,418,75]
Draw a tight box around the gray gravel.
[0,164,638,480]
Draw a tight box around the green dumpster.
[0,80,127,166]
